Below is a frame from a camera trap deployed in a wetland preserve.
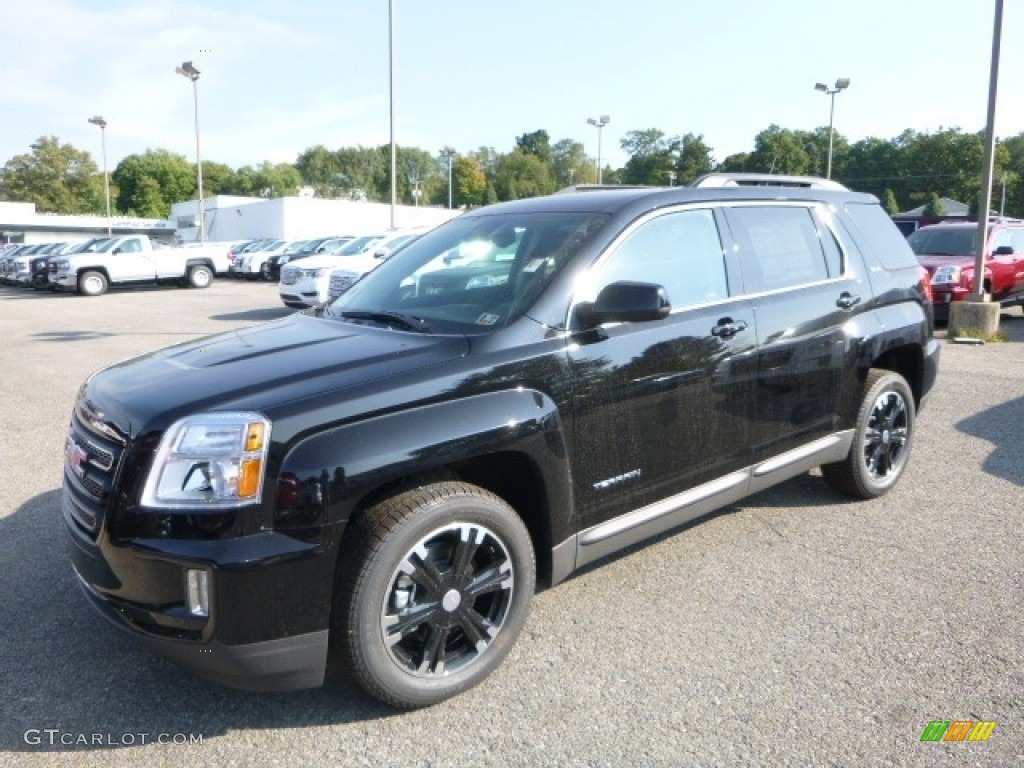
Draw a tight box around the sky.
[1,0,1022,175]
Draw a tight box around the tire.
[77,270,108,296]
[260,262,273,281]
[822,369,915,499]
[187,264,213,289]
[335,482,535,708]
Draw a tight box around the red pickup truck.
[909,219,1024,323]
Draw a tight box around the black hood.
[83,313,469,437]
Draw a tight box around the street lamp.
[814,78,850,179]
[441,148,456,210]
[587,114,611,184]
[88,116,112,235]
[175,60,205,242]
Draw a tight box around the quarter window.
[586,209,728,309]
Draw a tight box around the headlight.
[931,265,961,285]
[141,412,272,509]
[279,255,290,264]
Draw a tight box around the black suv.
[63,176,939,708]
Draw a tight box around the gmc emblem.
[65,437,89,479]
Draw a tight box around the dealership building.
[1,194,459,245]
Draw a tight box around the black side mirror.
[112,247,122,255]
[993,245,1014,256]
[576,281,671,329]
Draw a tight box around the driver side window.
[590,209,728,308]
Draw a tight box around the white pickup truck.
[50,236,232,296]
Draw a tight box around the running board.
[550,430,854,580]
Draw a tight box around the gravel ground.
[1,281,1021,767]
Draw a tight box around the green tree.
[452,155,487,206]
[493,151,554,201]
[671,133,714,184]
[200,161,236,196]
[295,145,341,191]
[922,192,947,216]
[748,125,813,175]
[113,149,196,217]
[550,138,591,188]
[515,130,552,164]
[619,128,674,185]
[882,188,901,215]
[0,136,102,213]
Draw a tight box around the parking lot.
[1,280,1021,767]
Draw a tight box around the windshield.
[907,228,978,257]
[327,210,609,334]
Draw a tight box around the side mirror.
[112,247,122,255]
[993,245,1014,256]
[576,281,671,329]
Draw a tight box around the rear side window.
[726,206,831,293]
[844,202,920,270]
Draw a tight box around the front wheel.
[77,270,108,296]
[335,482,535,708]
[822,369,916,499]
[187,264,213,289]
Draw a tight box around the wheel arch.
[276,389,573,591]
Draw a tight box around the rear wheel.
[822,369,915,499]
[77,270,108,296]
[187,264,213,288]
[260,261,273,281]
[335,482,535,708]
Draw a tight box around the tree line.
[1,125,1022,219]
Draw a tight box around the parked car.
[231,239,291,281]
[6,242,66,286]
[279,234,386,308]
[326,229,427,301]
[265,237,349,282]
[910,218,1024,323]
[63,174,938,709]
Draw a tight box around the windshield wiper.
[339,310,432,333]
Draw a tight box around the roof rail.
[691,173,848,191]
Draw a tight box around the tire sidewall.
[78,271,107,296]
[189,265,213,288]
[854,372,915,495]
[348,490,535,707]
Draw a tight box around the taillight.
[918,266,934,302]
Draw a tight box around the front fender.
[276,388,572,541]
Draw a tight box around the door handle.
[711,318,748,338]
[836,292,861,310]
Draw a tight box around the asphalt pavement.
[1,280,1021,767]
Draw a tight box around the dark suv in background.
[64,175,939,709]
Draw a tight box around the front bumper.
[64,488,337,691]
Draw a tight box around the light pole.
[389,0,397,228]
[441,148,456,210]
[88,116,112,235]
[814,78,850,179]
[587,115,610,184]
[175,61,205,242]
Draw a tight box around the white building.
[172,195,461,243]
[0,201,174,244]
[0,195,461,246]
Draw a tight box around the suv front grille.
[64,409,126,537]
[329,272,357,298]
